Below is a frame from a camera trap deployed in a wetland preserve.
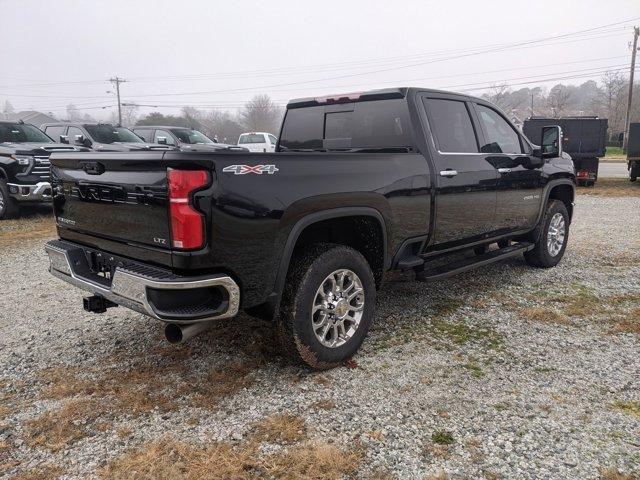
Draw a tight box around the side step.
[416,242,534,282]
[397,255,425,270]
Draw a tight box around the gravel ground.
[1,195,639,479]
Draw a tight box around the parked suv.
[0,121,83,219]
[132,126,244,152]
[46,88,575,369]
[237,132,277,152]
[41,123,174,152]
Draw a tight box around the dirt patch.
[0,215,56,248]
[100,437,362,480]
[599,467,637,480]
[10,464,66,480]
[251,413,308,444]
[578,178,640,198]
[24,349,261,451]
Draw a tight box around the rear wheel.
[0,180,18,220]
[277,243,376,369]
[524,200,569,268]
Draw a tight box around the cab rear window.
[239,134,266,144]
[279,98,413,151]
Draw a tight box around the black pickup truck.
[0,121,83,219]
[45,88,575,369]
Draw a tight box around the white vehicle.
[237,132,277,152]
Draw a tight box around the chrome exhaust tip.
[164,322,213,344]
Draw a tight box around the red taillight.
[167,169,209,250]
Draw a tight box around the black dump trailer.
[523,117,608,186]
[627,122,640,182]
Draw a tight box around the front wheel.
[524,200,569,268]
[0,180,18,220]
[277,243,376,369]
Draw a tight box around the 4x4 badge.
[222,164,279,175]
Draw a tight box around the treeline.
[481,70,639,138]
[135,94,283,144]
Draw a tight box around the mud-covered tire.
[276,243,376,370]
[0,180,18,220]
[524,200,569,268]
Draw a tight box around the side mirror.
[156,136,168,145]
[59,135,69,144]
[74,134,86,146]
[540,125,562,158]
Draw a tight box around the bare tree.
[239,95,283,133]
[599,71,626,133]
[546,85,571,117]
[2,100,15,117]
[482,83,514,111]
[108,104,139,127]
[200,109,244,143]
[66,103,82,122]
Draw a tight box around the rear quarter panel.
[194,151,431,307]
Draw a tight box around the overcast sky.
[0,0,638,119]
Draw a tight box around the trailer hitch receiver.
[83,295,117,314]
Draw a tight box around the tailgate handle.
[81,161,105,175]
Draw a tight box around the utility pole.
[622,26,639,153]
[531,92,534,117]
[108,77,127,126]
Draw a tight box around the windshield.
[0,123,53,143]
[84,125,144,144]
[171,129,213,144]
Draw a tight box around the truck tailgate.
[50,152,172,249]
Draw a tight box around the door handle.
[498,168,512,174]
[440,170,458,177]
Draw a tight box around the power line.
[0,16,636,91]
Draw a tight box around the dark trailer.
[523,117,608,186]
[627,122,640,182]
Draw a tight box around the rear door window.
[423,98,478,153]
[279,98,413,151]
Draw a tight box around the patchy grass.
[24,398,101,451]
[604,146,624,159]
[251,414,307,444]
[100,438,362,480]
[519,307,569,325]
[0,214,56,249]
[599,468,637,480]
[462,362,484,378]
[610,308,640,335]
[578,178,640,198]
[26,351,260,451]
[612,401,640,419]
[431,430,455,445]
[309,399,336,410]
[261,441,363,480]
[505,285,640,334]
[11,465,65,480]
[430,319,504,351]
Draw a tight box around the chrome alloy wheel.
[312,269,365,348]
[0,189,5,213]
[547,212,566,257]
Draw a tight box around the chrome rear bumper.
[45,240,240,323]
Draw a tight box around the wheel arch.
[270,207,388,311]
[547,181,575,222]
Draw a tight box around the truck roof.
[132,126,193,130]
[287,87,486,108]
